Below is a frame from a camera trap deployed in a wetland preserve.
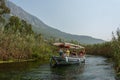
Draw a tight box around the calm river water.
[0,55,117,80]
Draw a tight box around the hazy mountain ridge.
[5,0,105,44]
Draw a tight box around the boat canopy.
[53,42,84,49]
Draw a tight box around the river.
[0,55,117,80]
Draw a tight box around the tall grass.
[86,28,120,75]
[0,16,57,61]
[111,28,120,75]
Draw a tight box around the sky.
[9,0,120,41]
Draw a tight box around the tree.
[21,20,34,34]
[0,0,10,22]
[4,16,34,35]
[116,28,120,41]
[0,0,10,29]
[4,16,20,32]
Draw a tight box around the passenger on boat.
[79,49,85,57]
[71,50,77,57]
[59,48,64,56]
[79,51,83,57]
[66,49,70,57]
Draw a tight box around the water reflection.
[0,55,116,80]
[0,61,44,80]
[50,63,85,80]
[21,63,85,80]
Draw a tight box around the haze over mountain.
[5,0,105,44]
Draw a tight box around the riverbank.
[0,59,36,64]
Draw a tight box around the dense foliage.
[0,16,56,61]
[0,0,57,61]
[111,28,120,75]
[86,42,113,57]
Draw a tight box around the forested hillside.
[5,0,105,44]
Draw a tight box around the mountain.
[5,0,105,44]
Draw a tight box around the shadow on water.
[49,63,85,80]
[0,60,45,80]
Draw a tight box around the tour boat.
[50,56,85,67]
[50,42,86,67]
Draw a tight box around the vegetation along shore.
[86,28,120,76]
[0,0,57,63]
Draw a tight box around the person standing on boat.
[59,48,64,57]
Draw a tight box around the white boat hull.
[50,56,85,67]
